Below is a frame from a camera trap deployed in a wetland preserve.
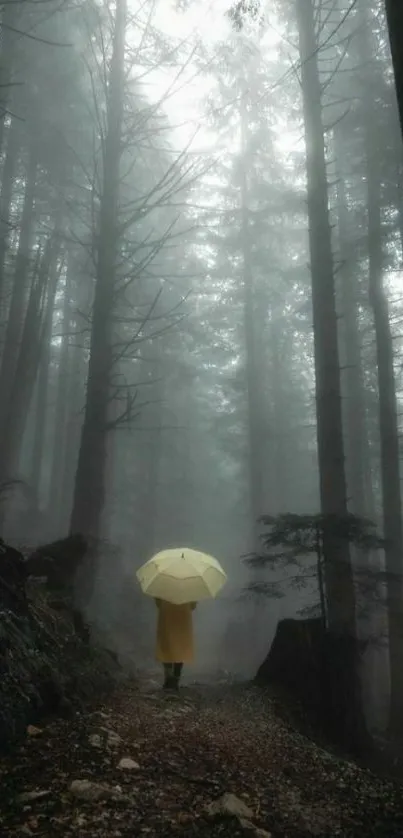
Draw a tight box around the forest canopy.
[0,0,403,743]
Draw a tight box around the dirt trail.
[1,676,403,838]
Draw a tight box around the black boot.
[173,662,183,690]
[163,664,174,689]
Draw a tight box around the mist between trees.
[0,0,403,746]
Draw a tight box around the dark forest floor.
[1,675,403,838]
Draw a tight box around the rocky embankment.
[0,536,120,748]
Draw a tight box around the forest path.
[1,675,403,838]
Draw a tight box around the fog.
[0,0,402,738]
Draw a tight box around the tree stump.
[256,617,369,754]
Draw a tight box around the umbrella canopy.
[136,547,227,605]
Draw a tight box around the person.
[155,598,196,689]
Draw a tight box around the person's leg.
[163,663,174,688]
[173,662,183,688]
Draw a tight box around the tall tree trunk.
[367,135,403,738]
[143,415,162,558]
[296,0,355,632]
[0,1,20,156]
[0,119,20,316]
[0,144,37,440]
[385,0,403,140]
[296,0,366,749]
[334,132,368,519]
[30,339,50,500]
[270,320,287,513]
[70,0,127,539]
[29,255,61,499]
[59,339,84,535]
[360,0,403,738]
[334,129,382,721]
[396,176,403,265]
[240,91,264,553]
[48,263,73,529]
[0,234,60,483]
[135,351,163,560]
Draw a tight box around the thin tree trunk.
[270,322,287,513]
[59,339,84,535]
[0,145,38,437]
[240,90,264,553]
[29,255,61,499]
[0,1,20,156]
[136,351,163,559]
[385,0,403,140]
[30,340,50,499]
[0,234,60,482]
[144,414,162,558]
[296,0,367,750]
[360,0,403,738]
[0,119,20,316]
[296,0,355,633]
[367,147,403,738]
[334,129,383,722]
[70,0,127,539]
[397,178,403,265]
[334,133,368,518]
[48,263,72,528]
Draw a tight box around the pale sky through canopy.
[134,0,300,156]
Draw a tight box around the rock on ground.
[0,679,403,837]
[205,792,254,819]
[118,757,140,770]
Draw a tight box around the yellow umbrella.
[136,547,227,605]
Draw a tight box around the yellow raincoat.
[155,599,195,663]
